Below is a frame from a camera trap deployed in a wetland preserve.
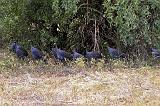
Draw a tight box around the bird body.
[52,48,58,59]
[15,45,28,59]
[52,47,72,61]
[151,48,160,59]
[72,51,83,60]
[151,48,159,53]
[85,51,102,61]
[108,47,126,59]
[56,48,65,61]
[31,47,43,60]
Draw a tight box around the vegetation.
[0,50,160,105]
[0,0,160,59]
[1,1,160,105]
[104,0,160,59]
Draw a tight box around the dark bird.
[52,47,72,61]
[84,50,102,61]
[31,46,47,64]
[10,41,17,53]
[31,46,43,60]
[71,50,83,60]
[108,47,126,59]
[51,47,58,59]
[15,45,28,59]
[151,48,160,53]
[151,48,160,59]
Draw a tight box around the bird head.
[72,48,77,53]
[30,45,35,51]
[12,41,17,46]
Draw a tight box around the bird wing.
[61,50,72,60]
[152,51,160,56]
[92,51,102,58]
[19,47,28,56]
[151,48,159,53]
[110,50,120,57]
[73,52,82,58]
[33,48,43,58]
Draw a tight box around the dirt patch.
[0,69,160,105]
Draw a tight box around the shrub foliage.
[0,0,160,58]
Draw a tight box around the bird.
[71,50,83,60]
[84,50,102,61]
[31,46,47,64]
[10,41,17,53]
[15,45,28,59]
[108,47,126,59]
[151,48,160,53]
[52,47,64,61]
[52,47,72,62]
[51,47,58,59]
[151,48,160,59]
[31,46,43,60]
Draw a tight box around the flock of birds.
[10,41,160,63]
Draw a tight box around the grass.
[0,49,160,105]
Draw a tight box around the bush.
[0,0,160,60]
[103,0,160,59]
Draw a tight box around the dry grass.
[0,50,160,105]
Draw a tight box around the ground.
[0,50,160,105]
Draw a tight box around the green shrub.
[103,0,160,58]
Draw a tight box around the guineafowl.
[31,46,47,64]
[151,48,159,53]
[151,48,160,59]
[15,45,28,59]
[10,41,17,53]
[52,47,72,62]
[52,47,64,61]
[108,47,126,59]
[31,46,43,60]
[84,50,102,61]
[71,50,83,60]
[51,47,58,59]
